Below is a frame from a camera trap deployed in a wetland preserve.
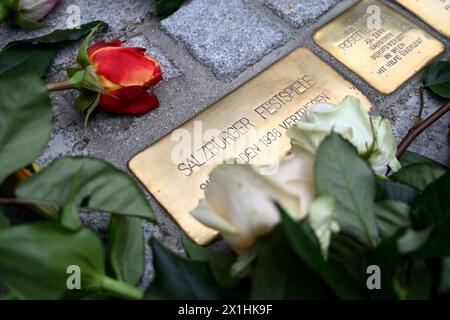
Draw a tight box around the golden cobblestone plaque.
[314,0,445,94]
[395,0,450,38]
[129,48,371,245]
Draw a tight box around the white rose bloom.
[191,154,315,254]
[288,95,400,175]
[19,0,59,22]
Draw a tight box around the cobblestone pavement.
[1,0,449,287]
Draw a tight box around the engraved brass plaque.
[313,0,445,94]
[396,0,450,38]
[129,48,371,245]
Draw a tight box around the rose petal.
[90,46,162,88]
[87,40,123,58]
[99,87,159,115]
[144,67,163,87]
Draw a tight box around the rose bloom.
[87,40,163,114]
[288,95,401,175]
[18,0,59,21]
[191,154,315,255]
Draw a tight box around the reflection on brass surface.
[396,0,450,38]
[314,0,445,94]
[129,48,371,245]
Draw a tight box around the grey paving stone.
[265,0,338,28]
[160,0,287,80]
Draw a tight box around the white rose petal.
[308,195,340,258]
[271,153,315,219]
[192,165,283,254]
[369,117,402,175]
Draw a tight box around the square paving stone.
[265,0,338,28]
[160,0,287,80]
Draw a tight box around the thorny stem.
[397,100,450,159]
[416,84,425,125]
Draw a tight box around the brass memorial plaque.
[129,48,371,245]
[396,0,450,38]
[313,0,445,94]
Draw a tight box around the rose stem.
[46,79,76,92]
[396,100,450,159]
[415,84,425,125]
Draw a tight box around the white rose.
[18,0,59,22]
[191,154,315,254]
[288,96,400,175]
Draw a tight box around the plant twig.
[416,84,425,125]
[397,100,450,159]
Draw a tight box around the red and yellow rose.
[87,40,163,114]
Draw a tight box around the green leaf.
[0,210,8,229]
[2,0,18,11]
[376,180,418,204]
[3,21,108,48]
[315,133,379,247]
[251,225,330,299]
[329,232,369,263]
[16,157,156,222]
[397,227,432,254]
[182,235,238,289]
[339,235,400,299]
[375,200,411,239]
[0,221,142,300]
[0,222,106,299]
[155,0,184,17]
[395,261,433,300]
[146,239,231,299]
[60,203,82,230]
[399,151,445,168]
[0,21,108,76]
[411,172,450,228]
[423,61,450,98]
[0,71,51,183]
[0,45,55,76]
[108,215,144,286]
[438,257,450,296]
[413,216,450,259]
[0,2,11,22]
[391,164,447,191]
[59,167,84,230]
[281,211,364,299]
[364,236,400,299]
